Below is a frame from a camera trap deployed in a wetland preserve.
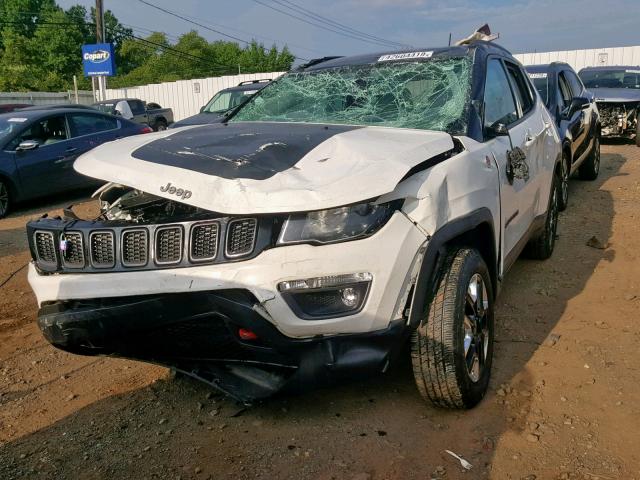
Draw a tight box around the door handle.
[65,147,77,154]
[524,133,535,146]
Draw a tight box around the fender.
[407,207,496,329]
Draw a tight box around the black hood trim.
[131,122,362,181]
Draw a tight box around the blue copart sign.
[82,43,116,77]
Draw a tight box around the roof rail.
[237,79,271,86]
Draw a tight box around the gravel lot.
[1,143,639,480]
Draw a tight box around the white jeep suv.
[28,41,561,408]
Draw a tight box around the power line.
[161,12,324,56]
[271,0,410,48]
[135,0,310,61]
[250,0,403,49]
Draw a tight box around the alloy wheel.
[547,182,559,251]
[463,273,490,382]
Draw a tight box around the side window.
[558,73,573,109]
[68,114,118,137]
[565,70,584,97]
[484,58,519,129]
[505,62,534,115]
[130,101,145,115]
[8,115,68,150]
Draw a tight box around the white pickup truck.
[28,40,561,408]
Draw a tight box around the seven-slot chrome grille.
[30,217,262,274]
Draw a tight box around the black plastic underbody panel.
[37,290,407,403]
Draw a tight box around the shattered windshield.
[232,57,472,133]
[579,69,640,89]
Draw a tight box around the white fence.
[104,72,285,121]
[514,45,640,72]
[0,90,94,106]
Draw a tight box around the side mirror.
[16,140,39,152]
[563,97,590,118]
[492,123,509,136]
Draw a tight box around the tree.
[0,0,296,92]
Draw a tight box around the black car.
[172,79,271,127]
[0,108,152,218]
[578,66,640,147]
[527,62,601,210]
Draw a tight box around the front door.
[10,114,75,198]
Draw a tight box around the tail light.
[139,126,153,134]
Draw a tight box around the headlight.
[277,201,398,245]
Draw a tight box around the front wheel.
[411,248,494,409]
[578,136,600,180]
[0,179,11,219]
[154,121,168,132]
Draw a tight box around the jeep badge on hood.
[160,182,192,200]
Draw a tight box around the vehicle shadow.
[0,152,624,480]
[4,188,95,220]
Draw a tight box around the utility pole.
[95,0,106,101]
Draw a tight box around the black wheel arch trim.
[407,207,497,329]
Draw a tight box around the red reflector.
[140,126,153,134]
[238,328,258,341]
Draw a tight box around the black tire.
[411,248,494,409]
[558,151,570,211]
[0,179,11,219]
[526,172,559,260]
[578,136,600,181]
[154,120,167,132]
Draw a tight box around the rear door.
[9,114,74,197]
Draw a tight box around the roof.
[93,98,135,105]
[219,82,271,93]
[525,62,572,72]
[0,107,107,121]
[300,41,514,71]
[579,65,640,72]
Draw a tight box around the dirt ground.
[1,143,639,480]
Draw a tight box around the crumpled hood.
[171,112,225,128]
[590,87,640,103]
[74,122,454,214]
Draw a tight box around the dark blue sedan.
[0,107,151,217]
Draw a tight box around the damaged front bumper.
[29,212,427,401]
[39,290,407,403]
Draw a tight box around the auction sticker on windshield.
[378,51,433,62]
[528,73,547,79]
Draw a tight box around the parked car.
[0,108,152,218]
[578,66,640,146]
[27,40,561,409]
[0,104,32,113]
[92,98,173,131]
[172,80,270,127]
[526,63,601,210]
[18,104,98,112]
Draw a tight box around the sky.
[57,0,640,61]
